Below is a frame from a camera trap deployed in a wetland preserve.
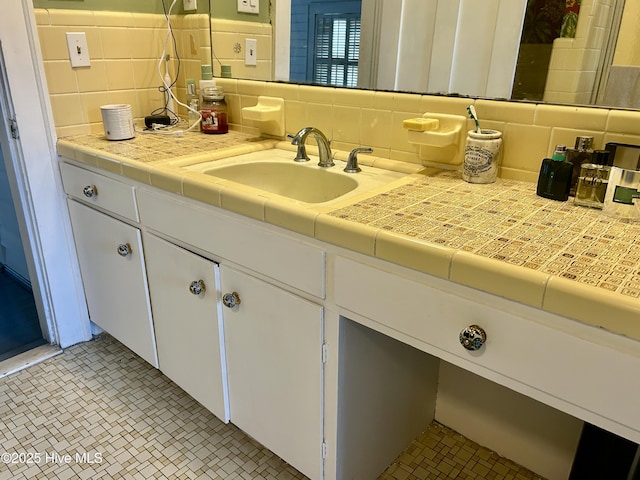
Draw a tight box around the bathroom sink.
[198,161,357,203]
[185,148,407,205]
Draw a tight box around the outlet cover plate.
[183,0,197,11]
[237,0,259,14]
[65,32,90,68]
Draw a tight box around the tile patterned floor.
[0,335,544,480]
[0,335,305,480]
[330,169,640,298]
[379,423,545,480]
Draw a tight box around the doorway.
[0,170,45,361]
[0,2,92,356]
[0,47,45,361]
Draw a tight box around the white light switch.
[65,32,90,68]
[245,39,257,66]
[237,0,259,14]
[183,0,197,11]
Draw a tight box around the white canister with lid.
[100,104,135,140]
[462,129,503,184]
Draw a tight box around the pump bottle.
[536,145,573,201]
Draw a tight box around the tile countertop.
[57,131,640,341]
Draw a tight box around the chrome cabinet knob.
[83,185,97,198]
[222,291,241,309]
[116,243,132,257]
[189,280,206,296]
[459,325,487,351]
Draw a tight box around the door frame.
[0,1,91,348]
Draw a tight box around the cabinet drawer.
[334,256,640,441]
[60,162,138,222]
[137,188,325,298]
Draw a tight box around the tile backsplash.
[35,9,210,137]
[209,18,272,81]
[36,8,640,183]
[219,77,640,182]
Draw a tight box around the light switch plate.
[245,39,257,66]
[237,0,259,14]
[65,32,90,68]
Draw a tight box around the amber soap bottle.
[536,145,573,201]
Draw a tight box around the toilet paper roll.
[100,104,135,140]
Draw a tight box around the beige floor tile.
[0,335,545,480]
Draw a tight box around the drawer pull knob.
[83,185,98,198]
[189,280,206,296]
[222,291,241,309]
[116,243,132,257]
[459,325,486,351]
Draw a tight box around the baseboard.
[0,263,32,291]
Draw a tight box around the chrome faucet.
[290,127,334,167]
[344,147,373,173]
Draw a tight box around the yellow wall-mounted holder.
[242,96,285,137]
[404,113,466,166]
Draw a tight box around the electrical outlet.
[183,0,197,11]
[237,0,259,14]
[245,39,257,66]
[65,32,90,68]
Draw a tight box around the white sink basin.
[185,148,407,205]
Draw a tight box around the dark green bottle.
[536,145,573,201]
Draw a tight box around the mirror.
[209,0,637,109]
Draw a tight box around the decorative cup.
[462,129,503,184]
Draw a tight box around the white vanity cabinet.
[60,153,640,480]
[333,255,640,440]
[220,266,324,480]
[65,197,157,367]
[60,160,328,478]
[331,254,640,479]
[61,161,157,367]
[142,233,228,423]
[136,187,326,480]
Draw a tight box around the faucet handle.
[344,147,373,173]
[288,133,310,162]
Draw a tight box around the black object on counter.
[536,145,573,201]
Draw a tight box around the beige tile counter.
[57,132,640,341]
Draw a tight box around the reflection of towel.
[602,66,640,109]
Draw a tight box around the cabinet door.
[67,200,157,367]
[220,266,323,480]
[143,234,228,422]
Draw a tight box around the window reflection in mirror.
[289,0,361,88]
